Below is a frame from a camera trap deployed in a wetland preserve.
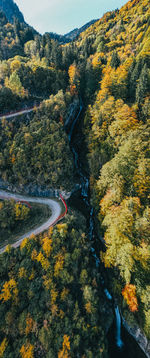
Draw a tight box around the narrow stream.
[115,306,124,349]
[66,102,147,358]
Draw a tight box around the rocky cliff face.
[123,318,150,358]
[0,0,24,23]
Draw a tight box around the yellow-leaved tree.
[42,236,53,257]
[20,343,34,358]
[122,284,138,312]
[68,64,80,95]
[0,338,8,357]
[0,279,18,303]
[58,335,70,358]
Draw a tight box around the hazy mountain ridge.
[0,0,97,42]
[64,19,98,40]
[48,19,98,43]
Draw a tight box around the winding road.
[0,190,65,254]
[0,102,74,254]
[0,107,36,120]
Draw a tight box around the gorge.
[66,100,149,358]
[0,0,149,356]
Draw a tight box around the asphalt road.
[0,190,62,254]
[0,107,36,120]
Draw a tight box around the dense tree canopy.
[0,91,74,190]
[0,0,149,353]
[0,212,109,357]
[81,0,150,338]
[0,199,30,235]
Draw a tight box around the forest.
[0,212,109,357]
[0,198,52,248]
[82,0,150,338]
[0,0,149,356]
[0,199,30,237]
[0,91,74,190]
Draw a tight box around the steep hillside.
[77,0,150,340]
[0,211,110,357]
[0,0,24,23]
[0,0,149,356]
[77,0,150,58]
[0,10,36,60]
[64,19,98,41]
[0,91,74,190]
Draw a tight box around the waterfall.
[68,103,83,141]
[71,146,78,168]
[104,288,113,301]
[115,306,124,348]
[81,177,89,199]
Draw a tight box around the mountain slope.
[76,0,150,343]
[0,0,24,23]
[0,9,35,60]
[64,19,98,41]
[48,19,98,43]
[0,0,149,355]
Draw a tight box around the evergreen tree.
[110,51,120,69]
[51,41,62,69]
[136,64,149,104]
[129,59,142,101]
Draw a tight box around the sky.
[15,0,128,35]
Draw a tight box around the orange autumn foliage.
[42,236,53,257]
[25,315,34,335]
[58,335,70,358]
[68,64,76,85]
[36,251,50,271]
[54,251,65,277]
[0,279,18,303]
[20,343,34,358]
[122,284,138,312]
[68,64,80,95]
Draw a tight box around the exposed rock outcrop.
[123,317,150,358]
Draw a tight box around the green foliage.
[0,212,108,357]
[0,10,34,61]
[79,0,150,337]
[0,54,68,111]
[0,0,149,346]
[0,199,30,236]
[110,51,120,69]
[0,91,74,190]
[5,70,28,97]
[0,86,20,112]
[136,64,150,104]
